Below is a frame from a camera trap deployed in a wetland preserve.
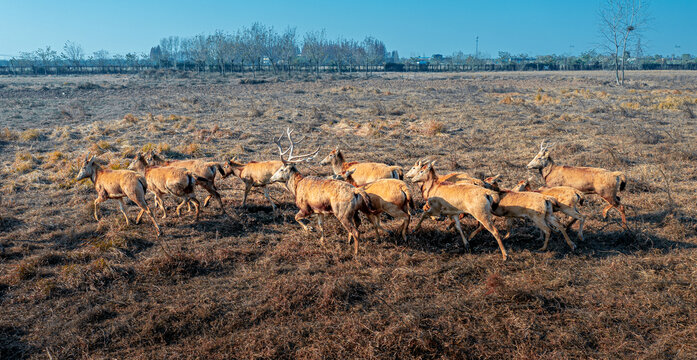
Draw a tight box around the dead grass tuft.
[19,128,42,141]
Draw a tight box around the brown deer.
[76,155,160,235]
[405,158,493,188]
[319,147,403,186]
[145,151,226,215]
[513,178,586,242]
[410,161,508,260]
[527,141,627,226]
[220,158,284,210]
[331,169,413,242]
[269,128,376,255]
[129,153,202,221]
[471,177,576,252]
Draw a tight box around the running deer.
[76,154,160,235]
[269,128,376,255]
[129,153,202,221]
[410,161,508,260]
[471,177,576,252]
[145,151,226,215]
[513,178,586,242]
[319,148,403,186]
[331,169,414,242]
[220,158,284,210]
[405,158,493,188]
[527,140,627,226]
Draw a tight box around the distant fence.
[1,62,696,76]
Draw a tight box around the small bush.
[653,96,697,110]
[19,129,42,141]
[13,151,37,173]
[0,127,18,141]
[423,120,445,136]
[179,143,203,157]
[123,113,139,123]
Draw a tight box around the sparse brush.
[0,127,18,141]
[13,151,37,173]
[423,120,445,136]
[19,129,42,141]
[122,113,139,123]
[179,143,203,157]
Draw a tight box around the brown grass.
[1,71,697,359]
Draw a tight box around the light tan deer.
[76,155,160,235]
[331,169,413,242]
[405,158,492,188]
[145,151,226,215]
[527,140,627,226]
[319,148,403,186]
[410,161,508,260]
[472,177,576,252]
[513,178,586,242]
[269,128,376,255]
[129,153,202,221]
[220,158,284,210]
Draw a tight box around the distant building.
[386,50,399,63]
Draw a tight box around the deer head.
[527,140,555,170]
[270,128,319,183]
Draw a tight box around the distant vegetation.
[2,20,697,77]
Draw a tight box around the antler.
[274,127,319,164]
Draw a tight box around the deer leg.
[474,213,507,261]
[469,224,484,241]
[155,193,167,219]
[93,196,106,222]
[563,208,585,242]
[534,218,552,252]
[242,182,252,207]
[175,198,187,217]
[131,195,160,236]
[263,187,277,211]
[338,216,360,255]
[316,214,326,248]
[200,181,225,215]
[191,197,200,222]
[117,198,131,225]
[451,215,469,249]
[618,204,627,227]
[548,214,576,251]
[503,218,514,240]
[295,210,313,232]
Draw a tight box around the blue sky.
[1,0,694,59]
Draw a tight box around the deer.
[319,147,403,186]
[76,154,160,236]
[409,161,509,260]
[527,140,627,226]
[513,178,586,242]
[269,128,376,255]
[128,153,202,221]
[220,158,285,210]
[145,151,226,215]
[405,158,494,188]
[331,168,414,242]
[471,177,577,252]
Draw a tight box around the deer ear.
[429,160,437,168]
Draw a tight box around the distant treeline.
[2,23,697,76]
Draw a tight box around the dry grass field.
[1,70,697,359]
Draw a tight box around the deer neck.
[91,166,103,185]
[285,171,304,197]
[331,155,344,175]
[540,158,556,185]
[420,169,438,199]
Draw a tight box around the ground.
[1,70,696,359]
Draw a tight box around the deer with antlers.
[269,128,376,255]
[527,140,627,226]
[129,153,202,221]
[410,161,509,260]
[513,178,586,242]
[76,155,160,235]
[331,169,414,242]
[320,148,403,186]
[145,151,226,215]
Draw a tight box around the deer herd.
[76,128,629,261]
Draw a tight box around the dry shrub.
[13,151,38,173]
[179,143,203,157]
[122,113,139,123]
[620,102,642,110]
[19,129,42,141]
[423,120,445,136]
[653,96,697,110]
[370,102,387,116]
[0,127,18,141]
[534,93,560,105]
[168,114,181,121]
[3,259,39,284]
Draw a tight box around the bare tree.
[35,46,57,75]
[279,27,298,74]
[599,0,647,85]
[61,41,84,71]
[93,50,110,72]
[362,36,386,75]
[303,30,328,77]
